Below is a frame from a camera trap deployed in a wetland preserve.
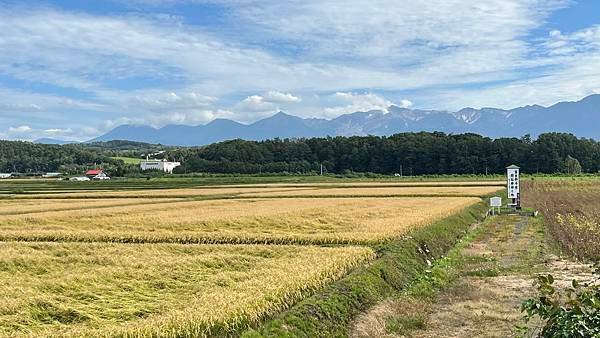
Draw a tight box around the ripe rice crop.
[218,181,506,188]
[0,198,181,215]
[9,187,314,199]
[240,186,502,198]
[522,179,600,260]
[0,197,480,245]
[0,242,373,337]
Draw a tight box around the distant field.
[0,179,500,336]
[240,186,503,198]
[0,176,505,194]
[2,183,502,199]
[0,198,183,215]
[7,186,313,199]
[111,156,143,164]
[0,242,372,337]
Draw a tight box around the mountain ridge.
[90,94,600,146]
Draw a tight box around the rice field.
[0,197,481,245]
[0,179,495,336]
[240,186,503,198]
[0,242,373,337]
[6,187,314,199]
[0,198,182,215]
[220,181,505,188]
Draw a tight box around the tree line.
[1,132,599,176]
[169,132,600,175]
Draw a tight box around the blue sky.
[0,0,599,141]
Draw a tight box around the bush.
[519,268,600,337]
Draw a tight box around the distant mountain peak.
[90,94,600,146]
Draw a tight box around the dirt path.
[351,215,594,338]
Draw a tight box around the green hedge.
[242,201,489,337]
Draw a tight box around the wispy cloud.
[0,0,598,140]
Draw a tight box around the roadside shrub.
[519,269,600,338]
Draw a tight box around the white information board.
[490,197,502,207]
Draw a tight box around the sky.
[0,0,599,141]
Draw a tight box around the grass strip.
[242,199,489,337]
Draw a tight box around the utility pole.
[400,165,403,177]
[320,163,323,176]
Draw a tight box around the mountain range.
[78,94,600,146]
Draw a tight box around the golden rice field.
[0,198,183,215]
[0,242,373,337]
[0,197,480,245]
[219,181,505,188]
[0,180,495,336]
[240,186,502,198]
[7,187,313,199]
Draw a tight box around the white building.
[69,176,90,182]
[140,159,181,174]
[42,172,62,178]
[506,164,520,207]
[0,173,12,179]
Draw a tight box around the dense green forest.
[169,132,600,175]
[0,140,173,175]
[1,132,599,175]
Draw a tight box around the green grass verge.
[241,199,489,337]
[111,156,143,164]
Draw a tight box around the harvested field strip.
[0,242,374,337]
[0,197,481,245]
[4,187,314,199]
[240,186,503,198]
[0,198,187,216]
[216,181,506,188]
[4,186,502,200]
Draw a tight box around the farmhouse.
[140,159,181,174]
[85,169,110,180]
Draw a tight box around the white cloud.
[103,109,239,129]
[324,92,395,116]
[44,128,73,135]
[237,95,277,112]
[399,99,413,109]
[127,91,217,112]
[263,91,301,103]
[1,1,600,138]
[8,125,32,133]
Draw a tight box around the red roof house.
[85,169,103,178]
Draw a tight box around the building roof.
[506,164,520,169]
[85,169,103,175]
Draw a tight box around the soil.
[351,215,595,338]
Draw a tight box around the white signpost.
[490,197,502,215]
[506,164,521,208]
